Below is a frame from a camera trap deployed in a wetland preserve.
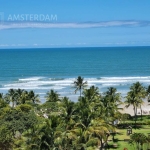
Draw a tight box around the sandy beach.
[119,101,150,116]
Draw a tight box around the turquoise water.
[0,47,150,101]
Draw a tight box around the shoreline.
[119,101,150,116]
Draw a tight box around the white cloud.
[0,44,28,47]
[0,20,149,30]
[0,44,9,47]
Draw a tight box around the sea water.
[0,47,150,102]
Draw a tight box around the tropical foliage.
[129,133,150,150]
[74,76,87,97]
[0,78,150,150]
[124,82,147,127]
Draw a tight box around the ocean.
[0,46,150,102]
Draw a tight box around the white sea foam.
[101,76,150,80]
[19,77,45,81]
[4,76,150,89]
[37,93,46,95]
[101,84,120,87]
[1,86,65,90]
[2,76,150,100]
[88,76,150,85]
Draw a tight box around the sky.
[0,0,150,48]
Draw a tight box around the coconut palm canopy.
[74,76,88,97]
[0,79,150,150]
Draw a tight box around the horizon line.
[0,45,150,50]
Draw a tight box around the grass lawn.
[107,125,150,150]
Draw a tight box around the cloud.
[0,20,150,30]
[0,44,9,47]
[0,44,27,47]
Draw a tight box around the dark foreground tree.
[0,125,13,150]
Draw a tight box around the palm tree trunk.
[140,105,142,121]
[12,101,14,108]
[134,106,137,129]
[135,107,138,129]
[80,89,81,97]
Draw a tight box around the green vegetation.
[0,76,150,150]
[74,76,88,97]
[124,82,147,127]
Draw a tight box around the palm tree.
[60,97,76,127]
[130,82,146,120]
[69,117,112,150]
[129,133,148,150]
[0,93,3,99]
[14,89,28,105]
[45,89,60,102]
[104,87,121,104]
[5,89,27,107]
[25,125,41,150]
[83,86,100,103]
[5,89,17,107]
[69,127,99,150]
[25,117,60,150]
[146,85,150,103]
[101,87,122,124]
[125,82,146,127]
[19,91,29,104]
[39,119,55,150]
[43,90,61,114]
[16,88,24,96]
[28,90,40,104]
[74,76,87,97]
[125,91,141,127]
[82,86,104,119]
[75,95,113,149]
[89,119,113,150]
[0,93,9,108]
[77,97,95,128]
